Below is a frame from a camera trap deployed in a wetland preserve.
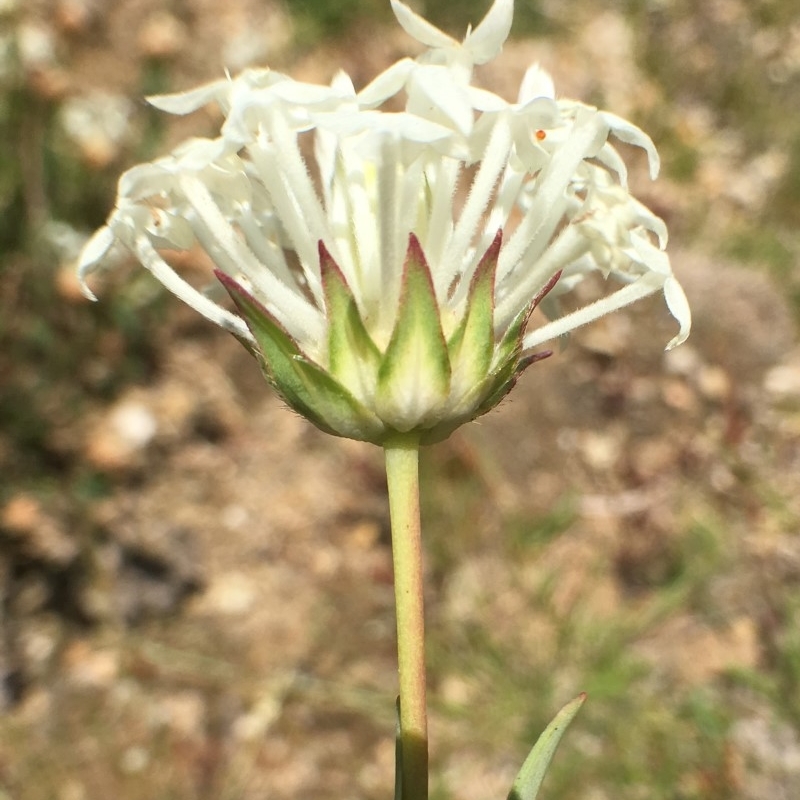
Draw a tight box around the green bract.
[78,0,691,445]
[220,232,556,444]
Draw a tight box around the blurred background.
[1,0,800,798]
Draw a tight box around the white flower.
[79,0,690,445]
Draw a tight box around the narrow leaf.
[394,697,403,800]
[508,694,586,800]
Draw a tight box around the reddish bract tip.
[486,227,503,259]
[405,231,426,263]
[531,270,562,310]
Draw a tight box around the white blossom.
[79,0,690,444]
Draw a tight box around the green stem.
[384,432,428,800]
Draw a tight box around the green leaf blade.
[508,693,586,800]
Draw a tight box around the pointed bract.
[319,241,382,391]
[447,230,501,408]
[376,235,452,432]
[464,0,513,64]
[218,271,385,442]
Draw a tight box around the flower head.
[79,0,690,445]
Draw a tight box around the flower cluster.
[79,0,690,445]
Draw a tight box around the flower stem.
[384,432,428,800]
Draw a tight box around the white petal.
[594,142,629,186]
[330,70,356,96]
[314,110,453,144]
[663,276,692,349]
[271,79,341,106]
[390,0,457,49]
[77,226,116,299]
[467,86,509,112]
[630,200,668,248]
[118,161,173,200]
[630,232,670,276]
[518,63,555,103]
[601,111,660,179]
[357,59,416,108]
[408,65,474,135]
[146,210,196,249]
[515,95,560,125]
[78,224,115,271]
[147,78,231,114]
[173,137,231,170]
[463,0,513,63]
